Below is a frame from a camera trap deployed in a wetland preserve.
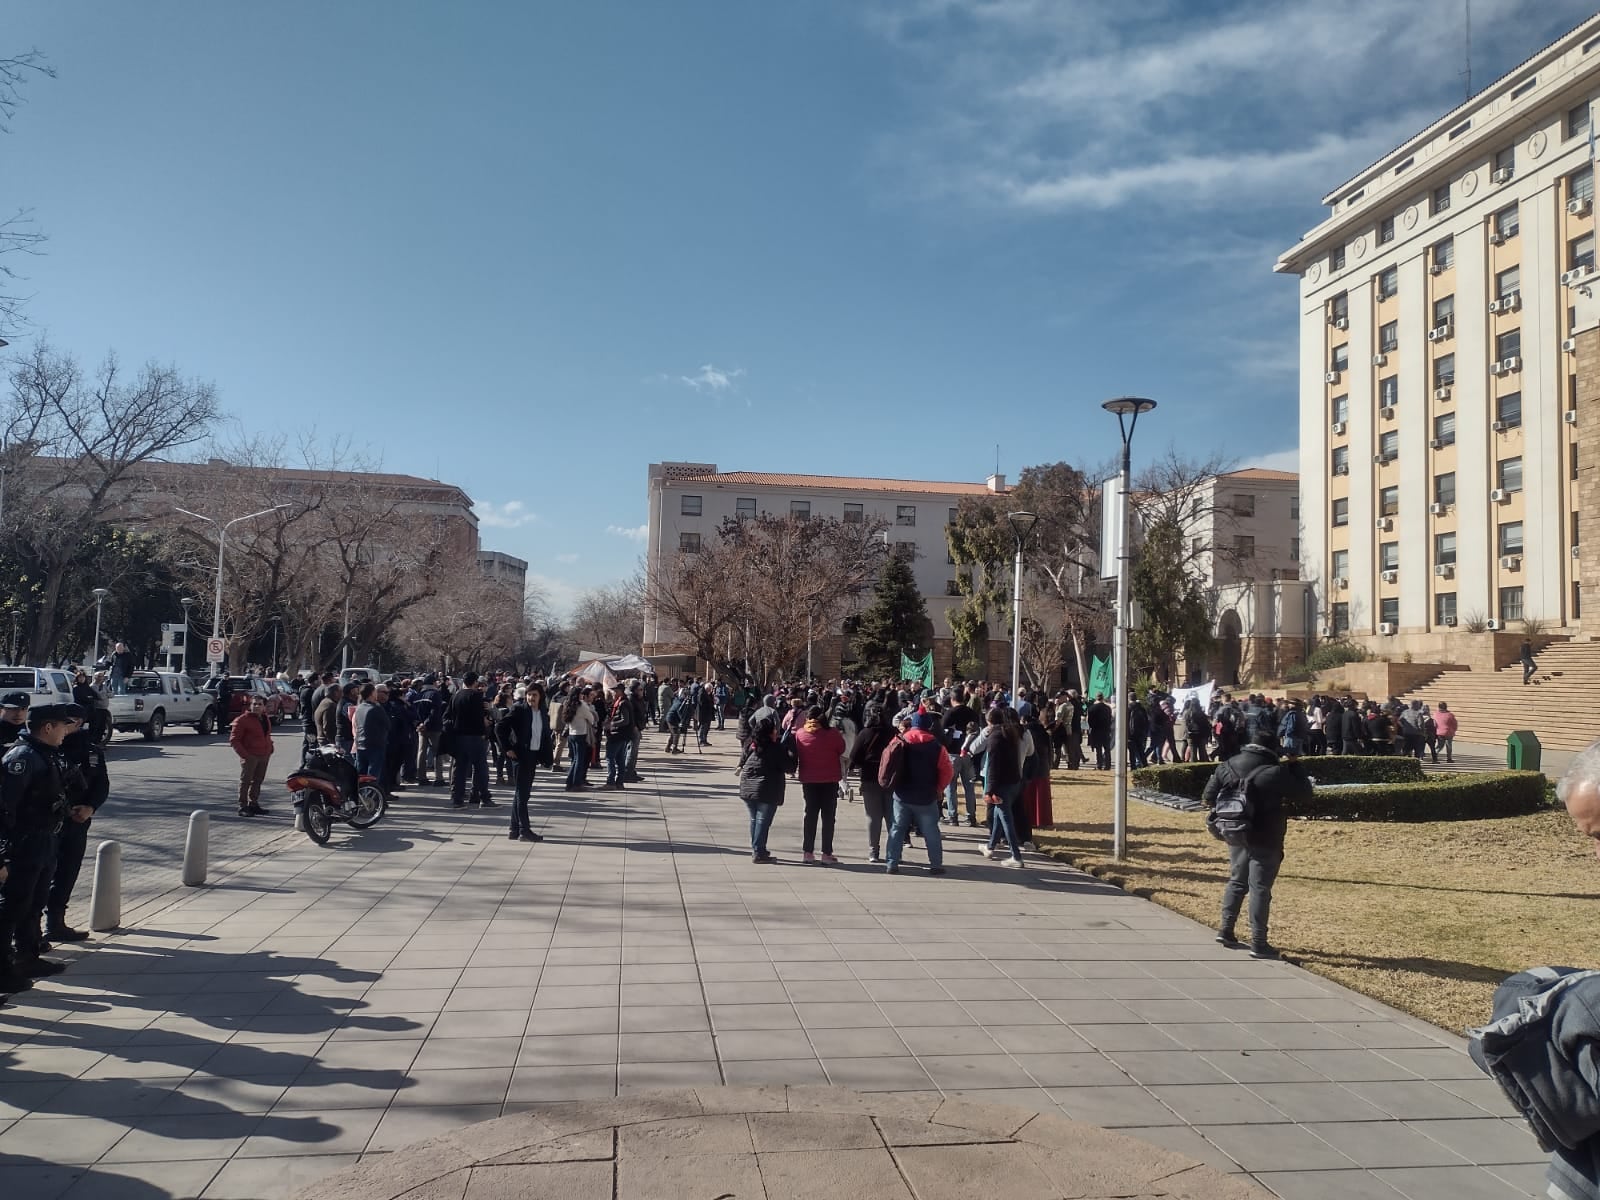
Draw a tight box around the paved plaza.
[0,727,1550,1199]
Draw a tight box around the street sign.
[206,637,226,664]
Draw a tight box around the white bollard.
[182,810,209,886]
[293,806,306,833]
[89,840,121,932]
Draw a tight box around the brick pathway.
[0,729,1548,1199]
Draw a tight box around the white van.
[338,666,384,688]
[0,666,76,708]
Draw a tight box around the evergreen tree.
[850,553,932,678]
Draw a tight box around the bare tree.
[1,50,54,339]
[5,343,220,661]
[568,580,644,657]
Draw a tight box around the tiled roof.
[675,471,1000,496]
[1223,468,1299,482]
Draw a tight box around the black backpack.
[1208,759,1274,846]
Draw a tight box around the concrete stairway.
[1399,638,1600,753]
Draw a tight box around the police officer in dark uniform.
[0,702,81,994]
[45,707,108,943]
[0,691,29,749]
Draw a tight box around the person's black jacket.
[738,732,797,806]
[1086,702,1112,744]
[60,729,110,812]
[1339,707,1366,748]
[605,693,636,741]
[847,716,895,785]
[448,687,488,736]
[1200,744,1310,850]
[497,698,555,768]
[0,733,68,862]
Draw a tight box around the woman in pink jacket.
[793,706,846,864]
[1431,702,1458,764]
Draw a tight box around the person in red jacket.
[793,706,846,863]
[229,695,275,817]
[879,712,954,875]
[1432,702,1459,764]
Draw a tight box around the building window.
[1332,498,1349,527]
[1573,165,1596,204]
[1436,593,1458,625]
[1329,244,1346,271]
[1433,295,1455,324]
[1495,203,1520,239]
[1333,394,1350,424]
[944,579,962,596]
[1291,494,1300,521]
[1500,587,1525,622]
[1569,102,1592,141]
[1234,535,1256,558]
[1496,329,1522,362]
[1435,472,1456,506]
[1378,265,1398,298]
[678,532,701,554]
[1330,292,1349,322]
[1331,344,1349,372]
[947,507,959,526]
[1433,237,1455,269]
[1332,549,1349,580]
[1434,354,1455,387]
[1380,597,1400,625]
[1379,430,1400,459]
[1332,602,1351,634]
[1379,321,1399,352]
[1496,266,1521,299]
[842,502,863,524]
[1497,391,1522,429]
[1233,493,1255,517]
[1291,536,1301,561]
[1571,232,1596,272]
[1436,531,1457,565]
[1379,215,1396,244]
[1434,412,1456,446]
[1380,485,1399,516]
[736,497,757,519]
[1574,443,1582,482]
[891,541,916,562]
[895,505,916,527]
[1499,521,1524,556]
[1332,445,1350,475]
[1379,376,1399,408]
[1431,184,1451,216]
[679,494,702,517]
[1380,541,1399,571]
[1499,457,1523,494]
[1495,145,1516,177]
[790,500,810,521]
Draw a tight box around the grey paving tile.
[388,1066,512,1108]
[1247,1081,1393,1123]
[1105,1050,1234,1086]
[820,1055,934,1092]
[1049,1084,1179,1127]
[916,1054,1037,1090]
[366,1102,501,1152]
[1254,1168,1408,1199]
[232,1106,385,1158]
[1067,1023,1185,1052]
[62,1157,227,1200]
[1196,1120,1360,1172]
[1342,1080,1500,1120]
[525,1006,619,1036]
[804,1026,911,1059]
[1291,1049,1421,1081]
[1375,1163,1545,1200]
[412,1037,522,1069]
[1403,1117,1543,1165]
[722,1058,830,1086]
[506,1063,617,1102]
[1146,1082,1292,1125]
[617,1059,723,1090]
[1304,1120,1470,1169]
[1118,1123,1246,1174]
[0,1114,136,1164]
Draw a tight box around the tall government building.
[1277,15,1600,652]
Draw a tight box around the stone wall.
[1315,660,1471,697]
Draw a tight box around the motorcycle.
[285,746,387,844]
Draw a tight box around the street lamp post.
[174,505,289,671]
[1006,511,1038,702]
[269,615,281,676]
[179,597,196,674]
[1101,396,1157,863]
[91,588,110,665]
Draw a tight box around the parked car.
[107,671,221,740]
[338,666,384,689]
[203,675,290,724]
[0,666,76,709]
[273,679,301,719]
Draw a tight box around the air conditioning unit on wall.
[1486,618,1503,631]
[1378,622,1397,635]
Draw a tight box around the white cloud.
[477,500,539,529]
[607,523,648,543]
[525,572,584,619]
[679,363,745,393]
[1241,448,1301,474]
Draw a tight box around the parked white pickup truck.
[107,671,221,740]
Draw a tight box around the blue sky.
[4,0,1593,613]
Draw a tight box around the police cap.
[28,702,86,727]
[1,691,30,710]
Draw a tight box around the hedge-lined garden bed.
[1132,754,1424,799]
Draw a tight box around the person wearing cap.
[0,702,82,993]
[0,692,30,750]
[46,706,109,942]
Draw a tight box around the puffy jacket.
[739,733,797,806]
[793,724,846,784]
[229,713,274,759]
[879,728,953,802]
[1434,709,1459,738]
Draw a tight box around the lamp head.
[92,588,110,600]
[180,596,196,610]
[1101,396,1157,418]
[1007,511,1039,543]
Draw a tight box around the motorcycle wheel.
[349,783,387,828]
[303,797,333,845]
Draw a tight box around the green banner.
[900,650,933,688]
[1088,654,1114,701]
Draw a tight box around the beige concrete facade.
[1279,17,1600,650]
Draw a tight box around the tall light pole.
[180,597,196,674]
[91,588,110,665]
[1102,396,1156,862]
[1007,511,1038,702]
[175,505,289,669]
[269,615,281,675]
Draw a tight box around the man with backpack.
[1202,730,1313,960]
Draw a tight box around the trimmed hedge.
[1285,772,1548,822]
[1133,755,1425,800]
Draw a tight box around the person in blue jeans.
[945,720,979,825]
[737,715,795,862]
[561,686,597,791]
[969,707,1028,866]
[880,712,954,875]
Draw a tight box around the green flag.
[1088,654,1114,701]
[900,650,933,688]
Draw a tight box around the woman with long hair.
[969,706,1027,866]
[738,714,796,863]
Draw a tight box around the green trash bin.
[1506,730,1542,773]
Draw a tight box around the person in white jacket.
[562,686,597,791]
